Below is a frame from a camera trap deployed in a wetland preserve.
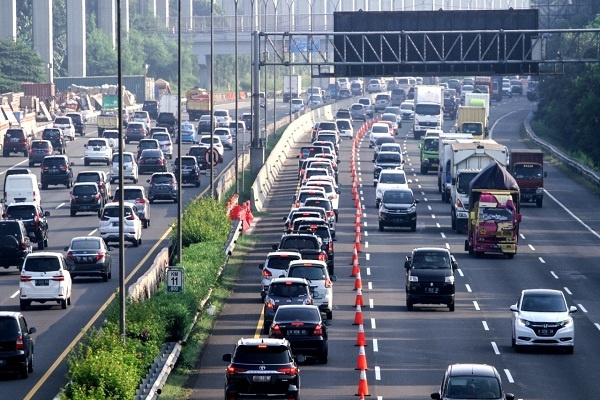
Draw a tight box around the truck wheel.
[448,301,455,312]
[507,253,515,259]
[420,165,427,174]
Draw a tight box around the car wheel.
[173,198,178,203]
[70,210,76,217]
[102,273,108,282]
[507,253,515,259]
[133,238,139,247]
[142,219,148,228]
[133,178,138,184]
[451,215,456,230]
[448,301,455,312]
[44,238,48,248]
[511,335,516,348]
[3,150,8,157]
[41,183,48,190]
[23,150,28,157]
[84,159,90,166]
[410,221,417,232]
[326,310,332,320]
[29,161,34,167]
[20,300,30,311]
[565,346,574,354]
[406,298,413,311]
[20,361,29,379]
[378,222,384,231]
[318,343,329,364]
[61,299,67,309]
[138,238,142,245]
[27,352,33,373]
[149,199,154,204]
[67,294,71,305]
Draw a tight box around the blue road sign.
[290,39,320,53]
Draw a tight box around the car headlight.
[408,205,416,213]
[409,276,418,282]
[558,317,573,327]
[518,318,532,327]
[415,118,419,125]
[379,205,388,212]
[445,275,455,284]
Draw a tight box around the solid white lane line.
[504,369,515,383]
[578,303,588,313]
[491,342,500,355]
[465,284,472,293]
[473,301,480,311]
[544,188,600,239]
[371,318,376,329]
[457,269,464,277]
[375,366,381,380]
[482,321,489,331]
[369,298,374,309]
[563,287,572,295]
[550,271,558,279]
[595,323,600,332]
[539,257,546,264]
[528,244,535,251]
[88,229,98,236]
[373,339,378,352]
[10,290,19,299]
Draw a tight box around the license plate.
[288,329,307,335]
[93,147,100,151]
[425,287,439,294]
[539,329,554,336]
[252,375,271,382]
[35,279,49,286]
[10,138,18,142]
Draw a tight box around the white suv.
[112,185,151,228]
[19,252,72,310]
[198,135,224,158]
[151,131,173,159]
[99,202,142,247]
[132,111,151,130]
[84,138,113,166]
[109,152,139,184]
[213,109,231,127]
[213,127,233,150]
[53,116,75,141]
[375,169,409,208]
[285,260,335,319]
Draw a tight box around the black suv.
[156,112,177,136]
[404,247,457,311]
[41,128,67,154]
[222,338,301,400]
[65,112,86,136]
[0,312,36,378]
[70,182,104,216]
[3,203,50,250]
[173,156,201,186]
[40,155,74,189]
[0,220,33,270]
[142,101,159,119]
[3,127,31,157]
[273,234,328,271]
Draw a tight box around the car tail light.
[70,195,77,203]
[34,213,39,231]
[262,269,272,278]
[137,198,146,204]
[265,297,275,309]
[96,251,105,261]
[45,148,51,153]
[60,164,68,170]
[66,251,75,260]
[171,179,177,185]
[29,148,33,153]
[326,210,334,218]
[15,335,25,350]
[139,159,144,164]
[126,214,135,221]
[52,273,66,281]
[158,159,164,165]
[318,252,327,261]
[278,366,298,375]
[271,324,283,337]
[227,366,247,374]
[328,241,333,253]
[41,166,49,171]
[325,279,332,288]
[20,275,32,282]
[94,193,101,201]
[313,325,323,336]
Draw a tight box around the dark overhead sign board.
[333,9,539,77]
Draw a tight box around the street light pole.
[234,0,240,195]
[209,0,215,199]
[176,0,182,263]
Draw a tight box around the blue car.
[180,122,197,143]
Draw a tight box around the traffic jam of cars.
[221,75,585,400]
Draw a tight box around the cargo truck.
[465,161,521,259]
[438,133,475,198]
[185,87,210,121]
[419,130,442,174]
[509,149,546,207]
[97,113,118,137]
[449,140,508,234]
[413,85,444,140]
[159,94,179,117]
[283,75,302,103]
[456,106,487,140]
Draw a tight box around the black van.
[142,101,159,119]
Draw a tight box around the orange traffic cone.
[355,323,367,346]
[355,211,361,225]
[350,246,359,266]
[355,369,371,397]
[355,287,364,307]
[351,257,360,277]
[356,344,368,370]
[354,197,361,209]
[354,271,363,291]
[356,224,362,243]
[355,234,362,253]
[353,304,364,325]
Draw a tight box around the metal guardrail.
[524,112,600,186]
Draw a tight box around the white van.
[3,174,41,206]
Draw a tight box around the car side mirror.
[324,319,332,326]
[415,199,420,204]
[63,246,69,251]
[28,327,36,334]
[83,144,87,148]
[569,306,578,313]
[258,263,264,269]
[272,244,278,251]
[510,304,518,312]
[70,162,75,166]
[222,354,232,362]
[146,179,151,183]
[330,275,337,282]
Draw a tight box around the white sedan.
[368,123,393,148]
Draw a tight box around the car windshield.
[282,237,318,250]
[380,174,406,184]
[400,103,413,111]
[372,126,389,134]
[43,158,67,166]
[213,110,227,117]
[119,189,144,200]
[43,130,60,138]
[103,206,134,218]
[153,133,170,141]
[414,104,441,115]
[0,317,19,339]
[141,149,162,157]
[336,120,351,130]
[179,158,196,166]
[152,174,174,184]
[73,185,98,195]
[351,104,364,111]
[521,293,567,312]
[319,123,336,130]
[269,282,308,297]
[382,191,412,204]
[134,112,146,118]
[5,205,36,220]
[55,118,70,125]
[233,346,290,364]
[423,138,439,151]
[479,207,513,223]
[513,164,543,179]
[288,266,326,280]
[88,140,106,147]
[377,154,401,163]
[24,257,61,272]
[446,376,501,399]
[410,252,450,269]
[457,172,478,194]
[71,239,101,250]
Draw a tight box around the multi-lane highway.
[188,95,600,400]
[0,97,293,399]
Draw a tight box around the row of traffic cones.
[350,121,371,399]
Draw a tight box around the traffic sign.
[204,148,220,167]
[290,39,320,53]
[166,266,185,292]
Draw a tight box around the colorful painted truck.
[464,161,521,259]
[508,149,545,208]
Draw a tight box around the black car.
[40,155,74,189]
[187,145,212,171]
[405,247,457,311]
[0,220,32,270]
[378,188,418,231]
[263,277,313,333]
[222,338,302,400]
[3,203,49,250]
[138,149,167,174]
[197,115,216,133]
[124,122,147,143]
[41,128,67,155]
[173,156,201,186]
[64,236,112,282]
[28,140,54,166]
[269,305,329,363]
[142,101,159,119]
[75,171,111,204]
[156,112,178,136]
[70,182,104,216]
[65,112,86,136]
[0,311,36,378]
[147,172,178,203]
[296,223,334,270]
[241,113,252,132]
[431,363,514,400]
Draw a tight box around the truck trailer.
[465,161,521,259]
[437,133,475,198]
[283,75,302,103]
[509,149,546,207]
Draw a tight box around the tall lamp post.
[272,0,280,140]
[234,0,240,194]
[284,0,295,123]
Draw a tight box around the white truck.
[449,139,509,233]
[413,85,444,140]
[159,94,179,118]
[283,75,302,103]
[438,133,475,199]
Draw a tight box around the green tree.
[0,39,45,93]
